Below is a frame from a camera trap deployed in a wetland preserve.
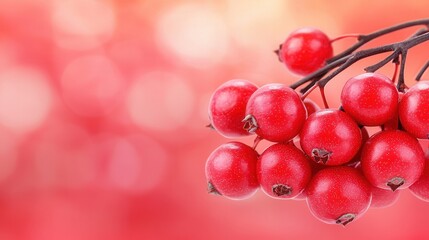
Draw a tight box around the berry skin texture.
[370,186,400,208]
[399,81,429,139]
[244,83,307,142]
[300,109,362,166]
[361,130,425,191]
[409,151,429,202]
[279,27,333,76]
[205,142,259,200]
[306,166,372,226]
[303,98,320,116]
[383,92,404,131]
[257,143,312,199]
[341,72,398,126]
[346,127,370,168]
[208,79,258,138]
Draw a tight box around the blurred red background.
[0,0,429,239]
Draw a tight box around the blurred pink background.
[0,0,429,239]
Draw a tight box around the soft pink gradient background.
[0,0,429,239]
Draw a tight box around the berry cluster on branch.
[205,19,429,226]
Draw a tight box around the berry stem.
[319,87,330,108]
[396,49,408,92]
[252,136,263,149]
[391,59,400,83]
[300,83,318,100]
[299,79,319,95]
[416,60,429,81]
[364,49,400,73]
[328,19,429,63]
[330,33,361,43]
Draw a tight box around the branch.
[328,18,429,63]
[416,60,429,81]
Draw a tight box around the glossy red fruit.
[370,186,400,208]
[399,81,429,139]
[293,192,307,201]
[341,73,398,126]
[303,98,320,116]
[361,130,425,191]
[244,83,307,142]
[346,127,370,168]
[293,137,327,174]
[205,142,259,200]
[257,143,312,199]
[208,79,258,138]
[306,166,372,226]
[300,109,362,166]
[382,92,403,131]
[279,27,333,76]
[409,151,429,201]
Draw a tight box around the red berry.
[346,127,370,168]
[293,137,327,173]
[293,191,307,201]
[306,166,372,226]
[399,81,429,139]
[303,98,320,116]
[341,73,398,126]
[382,92,403,131]
[208,79,258,138]
[361,130,425,191]
[300,109,362,166]
[244,83,307,142]
[257,143,312,199]
[279,27,333,76]
[409,150,429,201]
[205,142,259,200]
[370,186,400,208]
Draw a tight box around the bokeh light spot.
[99,135,168,193]
[32,123,96,189]
[61,55,124,117]
[156,3,229,68]
[0,67,52,134]
[127,71,194,131]
[51,0,116,50]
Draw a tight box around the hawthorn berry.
[341,72,398,126]
[409,151,429,202]
[300,109,362,166]
[244,83,307,142]
[278,27,333,76]
[361,130,425,191]
[303,98,320,116]
[208,79,258,138]
[205,142,259,200]
[382,92,403,131]
[204,19,429,225]
[306,166,372,226]
[398,81,429,139]
[346,127,370,168]
[370,186,400,208]
[257,143,312,199]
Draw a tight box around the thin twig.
[416,61,429,81]
[328,19,429,63]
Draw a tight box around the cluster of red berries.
[205,21,429,226]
